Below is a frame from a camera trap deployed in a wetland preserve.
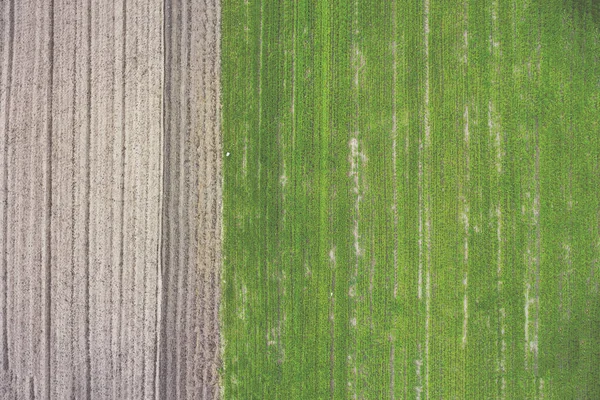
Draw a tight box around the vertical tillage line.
[284,0,296,395]
[214,0,223,392]
[84,0,92,396]
[154,0,162,395]
[125,1,142,397]
[533,9,541,383]
[144,0,163,394]
[19,0,34,390]
[422,0,432,398]
[416,0,424,397]
[257,0,266,392]
[461,0,470,353]
[118,0,127,397]
[391,0,399,303]
[489,0,506,397]
[317,0,333,397]
[174,0,190,395]
[108,1,123,397]
[391,0,399,398]
[6,0,22,382]
[457,1,470,396]
[0,0,15,373]
[140,1,150,395]
[158,0,172,397]
[349,0,361,396]
[190,0,206,396]
[191,0,203,394]
[44,1,55,397]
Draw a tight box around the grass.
[222,0,600,398]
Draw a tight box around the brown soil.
[0,0,221,399]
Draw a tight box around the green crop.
[222,0,600,398]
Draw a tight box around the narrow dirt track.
[0,0,221,399]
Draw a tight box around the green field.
[221,0,600,398]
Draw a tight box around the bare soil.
[0,0,221,398]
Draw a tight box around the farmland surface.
[222,0,600,398]
[0,0,221,399]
